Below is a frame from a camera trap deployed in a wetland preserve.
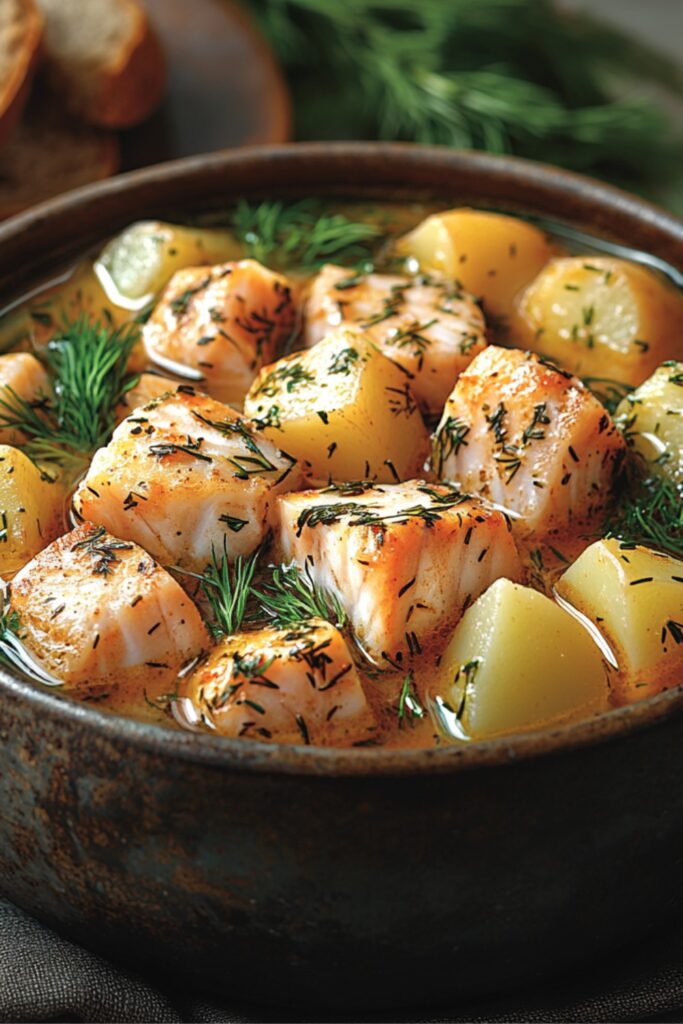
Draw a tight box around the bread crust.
[42,0,166,129]
[0,0,43,149]
[0,95,119,220]
[82,3,166,129]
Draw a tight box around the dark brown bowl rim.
[1,140,682,777]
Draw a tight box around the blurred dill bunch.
[240,0,683,196]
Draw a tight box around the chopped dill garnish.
[231,199,382,271]
[0,314,140,469]
[432,416,470,476]
[255,561,346,629]
[253,361,315,397]
[397,670,425,727]
[582,376,634,415]
[604,465,683,559]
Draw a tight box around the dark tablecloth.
[1,898,683,1023]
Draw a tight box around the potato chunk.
[556,538,683,703]
[433,346,626,536]
[615,362,683,487]
[435,578,608,740]
[244,328,430,484]
[74,389,302,572]
[97,220,242,303]
[183,618,376,746]
[396,208,554,323]
[304,264,487,415]
[143,260,296,405]
[0,445,63,575]
[276,481,522,664]
[10,523,209,692]
[515,257,683,387]
[0,353,50,445]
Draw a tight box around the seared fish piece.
[10,523,208,691]
[305,265,487,415]
[275,480,522,664]
[143,259,296,404]
[114,371,180,422]
[433,346,626,536]
[0,352,50,445]
[74,389,302,572]
[184,618,376,746]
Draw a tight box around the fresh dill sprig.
[0,314,140,468]
[255,561,346,629]
[604,468,683,559]
[241,0,682,193]
[231,198,382,271]
[178,545,260,639]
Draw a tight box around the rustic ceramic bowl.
[0,144,682,1011]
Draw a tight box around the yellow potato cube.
[556,538,683,703]
[96,220,242,303]
[435,578,608,740]
[0,445,64,575]
[396,208,554,324]
[515,257,683,387]
[244,328,430,483]
[615,362,683,487]
[0,353,50,445]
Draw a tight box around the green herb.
[253,361,315,397]
[582,376,634,415]
[604,466,683,559]
[177,544,260,638]
[192,411,297,483]
[255,561,346,629]
[231,198,382,270]
[241,0,682,193]
[219,513,250,533]
[432,416,470,476]
[328,347,360,375]
[397,670,425,726]
[0,315,140,469]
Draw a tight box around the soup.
[0,199,681,748]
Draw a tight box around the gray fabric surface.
[1,898,683,1022]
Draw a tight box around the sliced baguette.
[0,93,118,219]
[36,0,165,129]
[0,0,43,149]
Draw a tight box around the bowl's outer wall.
[1,144,683,1007]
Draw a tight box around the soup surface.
[0,198,681,749]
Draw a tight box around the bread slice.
[0,93,118,219]
[36,0,165,129]
[0,0,43,148]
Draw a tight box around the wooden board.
[120,0,291,171]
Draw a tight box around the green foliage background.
[240,0,683,212]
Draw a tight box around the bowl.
[1,143,682,1010]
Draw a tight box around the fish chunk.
[0,352,50,445]
[305,265,487,415]
[10,523,209,692]
[143,259,296,404]
[74,388,302,572]
[115,372,181,422]
[276,480,522,664]
[183,618,376,746]
[433,346,626,536]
